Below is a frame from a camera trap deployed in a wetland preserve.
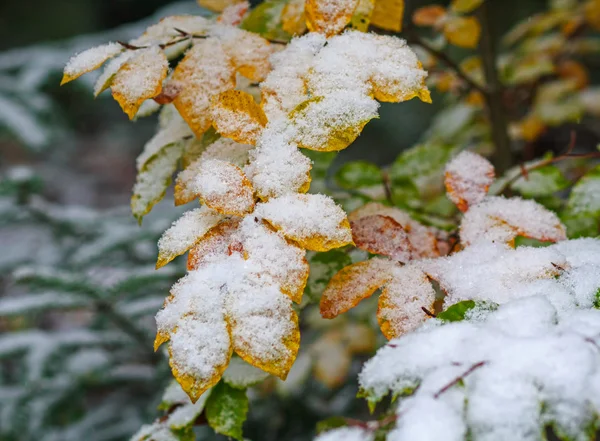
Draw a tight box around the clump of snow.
[445,151,495,212]
[200,138,253,166]
[459,196,567,246]
[359,296,600,441]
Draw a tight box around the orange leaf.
[370,0,405,32]
[188,219,242,271]
[282,0,308,35]
[556,60,589,90]
[192,159,255,216]
[443,15,481,49]
[211,90,268,145]
[585,0,600,30]
[350,214,413,262]
[214,28,272,82]
[444,151,495,212]
[305,0,360,36]
[111,46,168,119]
[172,40,236,137]
[377,265,436,339]
[320,258,396,319]
[412,5,446,26]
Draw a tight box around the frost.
[62,42,123,84]
[359,297,600,441]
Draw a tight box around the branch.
[433,361,487,398]
[407,32,488,96]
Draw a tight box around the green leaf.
[511,165,570,197]
[316,417,348,434]
[514,236,553,248]
[241,0,292,42]
[567,166,600,217]
[438,300,498,322]
[389,143,454,184]
[593,288,600,309]
[305,250,353,303]
[335,161,382,189]
[561,213,599,238]
[205,381,249,441]
[131,142,183,224]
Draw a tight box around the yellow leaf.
[370,0,404,32]
[282,0,308,35]
[585,0,600,30]
[194,159,256,216]
[348,0,375,31]
[312,332,351,388]
[377,265,436,339]
[450,0,483,14]
[226,285,300,379]
[320,258,396,319]
[172,40,236,137]
[255,193,354,251]
[111,47,168,119]
[444,151,495,213]
[412,5,446,26]
[156,207,224,269]
[154,329,171,351]
[556,60,589,90]
[343,323,376,354]
[188,219,243,271]
[443,15,481,49]
[61,43,124,85]
[211,90,268,145]
[198,0,245,12]
[510,114,546,142]
[216,28,272,82]
[305,0,360,36]
[291,95,379,152]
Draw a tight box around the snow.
[359,296,600,441]
[445,151,495,211]
[254,193,352,250]
[200,138,253,167]
[136,114,192,171]
[222,356,270,388]
[156,206,224,268]
[62,42,123,83]
[190,159,255,216]
[94,51,135,96]
[459,196,567,246]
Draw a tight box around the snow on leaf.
[225,282,300,379]
[156,270,233,402]
[246,121,313,199]
[459,196,567,246]
[61,42,124,85]
[156,207,225,269]
[305,0,360,37]
[161,381,213,429]
[350,214,412,262]
[136,116,193,171]
[172,40,236,137]
[205,381,249,441]
[191,159,255,216]
[291,93,379,151]
[320,258,396,319]
[370,0,405,32]
[218,1,250,26]
[443,16,481,49]
[222,356,270,388]
[239,217,309,304]
[211,90,268,145]
[567,165,600,216]
[349,0,375,31]
[131,142,183,224]
[111,46,168,120]
[187,219,242,271]
[131,16,210,47]
[349,202,440,258]
[255,193,353,251]
[377,264,436,339]
[315,427,375,441]
[444,151,495,212]
[211,26,273,82]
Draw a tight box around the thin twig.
[381,170,395,205]
[406,32,488,96]
[434,361,487,398]
[421,306,437,318]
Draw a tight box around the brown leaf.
[351,214,412,262]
